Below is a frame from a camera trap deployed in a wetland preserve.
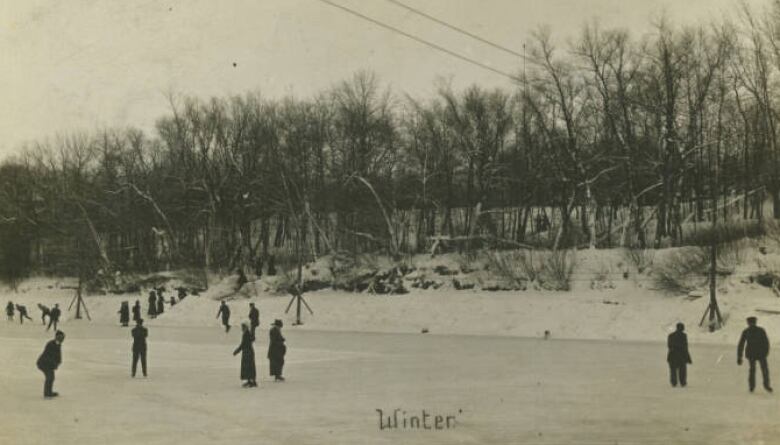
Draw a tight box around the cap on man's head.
[747,316,758,324]
[55,330,65,339]
[676,322,685,331]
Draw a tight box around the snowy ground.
[1,322,779,445]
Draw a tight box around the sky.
[0,0,769,158]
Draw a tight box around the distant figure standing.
[132,300,142,324]
[169,296,176,307]
[233,323,257,387]
[118,302,130,327]
[16,305,32,324]
[667,322,692,387]
[37,304,50,325]
[6,301,14,321]
[36,330,65,398]
[147,291,157,319]
[131,319,149,378]
[156,293,165,317]
[738,316,773,393]
[248,303,259,335]
[268,319,286,382]
[216,301,231,333]
[47,304,61,331]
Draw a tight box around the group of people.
[667,316,773,392]
[117,287,191,327]
[35,301,286,397]
[6,301,59,328]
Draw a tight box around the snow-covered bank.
[4,268,780,345]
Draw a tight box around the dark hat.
[747,316,758,324]
[272,319,283,327]
[676,322,685,330]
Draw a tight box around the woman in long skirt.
[233,323,257,387]
[268,319,286,381]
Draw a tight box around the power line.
[385,0,527,60]
[316,0,521,83]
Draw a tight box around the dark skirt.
[269,358,284,376]
[240,349,256,380]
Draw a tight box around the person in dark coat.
[233,323,257,387]
[132,300,142,323]
[47,304,61,331]
[268,319,286,382]
[37,330,65,398]
[16,305,32,324]
[738,316,773,392]
[667,322,692,387]
[248,303,259,336]
[6,301,14,321]
[216,301,231,333]
[118,301,130,327]
[131,319,149,378]
[169,296,176,307]
[147,291,157,319]
[156,293,165,316]
[38,304,51,325]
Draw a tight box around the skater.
[131,319,148,378]
[667,322,692,387]
[233,323,257,387]
[16,305,32,324]
[36,330,65,398]
[6,301,14,321]
[216,301,231,333]
[268,319,286,382]
[249,303,259,336]
[132,300,142,323]
[147,291,157,319]
[118,301,130,327]
[738,316,773,393]
[169,296,176,307]
[47,304,61,331]
[156,292,165,317]
[37,304,50,325]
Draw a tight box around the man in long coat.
[738,316,773,392]
[147,291,157,319]
[667,322,692,387]
[37,330,65,398]
[248,303,259,336]
[268,319,286,381]
[131,319,149,378]
[233,323,257,387]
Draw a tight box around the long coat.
[268,326,286,376]
[233,331,256,380]
[156,296,164,315]
[119,305,130,325]
[132,304,141,322]
[37,340,62,371]
[148,294,157,316]
[739,326,770,360]
[667,331,692,366]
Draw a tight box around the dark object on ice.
[421,328,429,334]
[132,300,142,323]
[6,301,14,320]
[147,291,157,319]
[169,296,176,306]
[737,317,772,392]
[16,305,32,324]
[217,301,231,333]
[667,323,692,387]
[38,304,50,325]
[233,323,257,387]
[47,304,61,331]
[131,319,148,378]
[156,294,164,316]
[268,320,286,381]
[118,301,130,327]
[249,303,259,335]
[37,330,65,398]
[544,330,550,340]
